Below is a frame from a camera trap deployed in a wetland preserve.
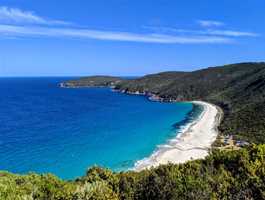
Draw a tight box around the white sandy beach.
[134,101,222,171]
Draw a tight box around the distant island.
[1,62,265,200]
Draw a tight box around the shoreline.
[60,84,223,170]
[134,100,222,171]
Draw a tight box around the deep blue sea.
[0,77,193,179]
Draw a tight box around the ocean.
[0,77,193,179]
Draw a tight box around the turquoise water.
[0,77,193,179]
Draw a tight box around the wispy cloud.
[0,7,257,44]
[0,24,232,44]
[197,20,225,27]
[205,30,258,37]
[143,26,258,38]
[0,6,69,25]
[177,29,258,37]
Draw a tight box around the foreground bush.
[1,144,265,200]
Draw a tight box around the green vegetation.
[1,144,265,199]
[65,62,265,143]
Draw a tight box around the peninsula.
[62,62,265,144]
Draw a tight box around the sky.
[0,0,264,76]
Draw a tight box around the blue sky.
[0,0,264,76]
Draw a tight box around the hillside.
[64,62,265,143]
[115,71,188,94]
